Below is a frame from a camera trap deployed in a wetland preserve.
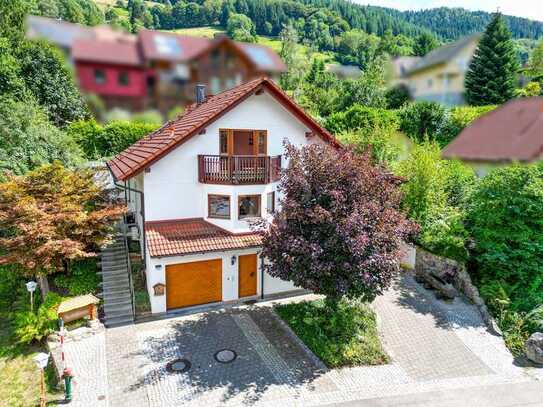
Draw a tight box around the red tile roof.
[107,77,338,181]
[138,30,210,62]
[72,38,142,66]
[442,97,543,163]
[138,30,286,72]
[146,218,262,257]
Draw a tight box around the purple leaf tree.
[260,142,417,302]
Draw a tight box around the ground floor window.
[238,195,261,219]
[208,194,230,219]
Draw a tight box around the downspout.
[114,180,147,269]
[260,254,265,300]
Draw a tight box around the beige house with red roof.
[107,77,337,314]
[443,97,543,176]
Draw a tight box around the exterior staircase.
[99,233,135,327]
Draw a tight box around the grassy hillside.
[169,26,334,63]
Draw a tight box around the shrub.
[439,105,496,146]
[337,127,401,166]
[467,164,543,313]
[385,85,410,109]
[395,142,471,260]
[0,96,82,178]
[13,292,63,344]
[54,258,100,296]
[399,101,447,144]
[68,119,159,158]
[132,110,163,125]
[325,104,399,135]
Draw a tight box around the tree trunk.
[38,275,50,298]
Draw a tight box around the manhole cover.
[214,349,237,363]
[166,358,191,373]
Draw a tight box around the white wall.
[146,248,298,313]
[142,90,322,233]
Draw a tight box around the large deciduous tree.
[0,162,125,295]
[465,13,519,106]
[260,143,417,303]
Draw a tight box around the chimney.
[196,84,206,105]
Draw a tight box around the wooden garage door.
[166,259,222,310]
[239,254,257,298]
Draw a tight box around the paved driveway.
[60,274,542,406]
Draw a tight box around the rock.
[526,332,543,365]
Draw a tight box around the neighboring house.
[401,34,480,106]
[389,56,421,87]
[72,37,148,111]
[25,16,286,113]
[442,97,543,176]
[107,77,338,314]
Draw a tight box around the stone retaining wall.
[415,247,501,335]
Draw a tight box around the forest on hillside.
[29,0,543,65]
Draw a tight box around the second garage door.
[166,259,222,310]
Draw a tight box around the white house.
[107,77,339,314]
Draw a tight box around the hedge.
[67,119,159,159]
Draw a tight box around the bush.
[13,292,63,344]
[467,163,543,313]
[325,104,399,134]
[395,142,472,260]
[0,96,82,178]
[399,101,447,144]
[68,119,159,158]
[132,110,163,125]
[439,105,496,146]
[385,85,411,109]
[54,258,100,296]
[337,127,401,166]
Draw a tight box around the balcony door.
[220,129,267,157]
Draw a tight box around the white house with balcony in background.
[107,77,339,314]
[400,34,480,106]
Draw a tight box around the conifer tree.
[465,13,519,106]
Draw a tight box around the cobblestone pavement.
[62,274,542,406]
[50,326,108,407]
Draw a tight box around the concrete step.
[100,281,130,291]
[104,306,133,319]
[98,269,129,277]
[103,287,132,297]
[102,293,132,306]
[102,261,128,273]
[102,273,130,286]
[105,314,134,328]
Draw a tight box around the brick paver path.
[62,274,541,406]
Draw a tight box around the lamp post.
[26,281,37,312]
[33,352,49,407]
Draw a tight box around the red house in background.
[26,16,286,114]
[72,38,148,111]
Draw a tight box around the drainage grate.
[166,358,191,373]
[214,349,237,363]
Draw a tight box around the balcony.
[198,155,281,185]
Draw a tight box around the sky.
[353,0,543,22]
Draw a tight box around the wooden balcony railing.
[198,155,282,185]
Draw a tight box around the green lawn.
[0,314,62,406]
[275,299,389,368]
